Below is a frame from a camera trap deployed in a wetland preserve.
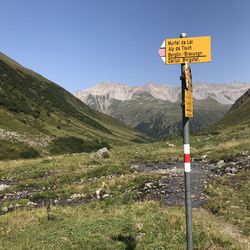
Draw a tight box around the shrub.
[20,148,40,159]
[50,136,111,154]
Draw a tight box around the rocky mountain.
[74,82,250,138]
[0,52,149,160]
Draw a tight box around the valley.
[75,82,250,138]
[0,53,249,249]
[1,1,250,249]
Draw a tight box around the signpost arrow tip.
[158,40,166,63]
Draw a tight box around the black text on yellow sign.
[185,89,193,118]
[166,36,211,64]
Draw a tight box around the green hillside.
[214,88,250,128]
[0,52,149,160]
[204,88,250,135]
[108,96,229,138]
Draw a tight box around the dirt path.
[1,156,249,213]
[132,161,211,207]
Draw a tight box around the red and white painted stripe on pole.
[184,144,191,172]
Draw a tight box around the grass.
[206,170,250,236]
[0,122,249,249]
[0,201,245,250]
[0,140,40,160]
[191,125,250,161]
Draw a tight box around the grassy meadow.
[0,124,249,249]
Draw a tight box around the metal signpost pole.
[180,32,193,250]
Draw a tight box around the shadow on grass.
[111,235,136,250]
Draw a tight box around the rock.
[231,167,237,173]
[225,167,232,173]
[157,169,169,175]
[96,147,110,158]
[130,164,139,170]
[217,160,225,167]
[102,194,110,199]
[0,184,9,191]
[201,155,207,160]
[166,142,175,147]
[136,233,145,241]
[2,207,8,213]
[70,193,85,200]
[158,181,166,187]
[96,188,102,199]
[209,164,217,171]
[145,182,154,189]
[53,199,59,205]
[27,201,37,207]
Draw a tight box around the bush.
[0,140,40,160]
[20,148,40,159]
[50,136,111,155]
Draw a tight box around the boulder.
[96,147,110,158]
[216,160,225,167]
[0,184,9,191]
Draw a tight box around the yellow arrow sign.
[165,36,211,64]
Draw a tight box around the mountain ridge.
[74,82,250,139]
[75,82,250,106]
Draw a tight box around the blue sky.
[0,0,250,92]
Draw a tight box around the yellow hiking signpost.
[158,33,211,250]
[159,36,211,64]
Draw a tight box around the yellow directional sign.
[165,36,211,64]
[185,89,193,118]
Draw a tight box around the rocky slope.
[75,82,249,106]
[74,82,250,138]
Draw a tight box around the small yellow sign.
[184,62,192,91]
[185,89,193,118]
[165,36,211,64]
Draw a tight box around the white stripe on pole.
[184,144,190,154]
[184,162,191,172]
